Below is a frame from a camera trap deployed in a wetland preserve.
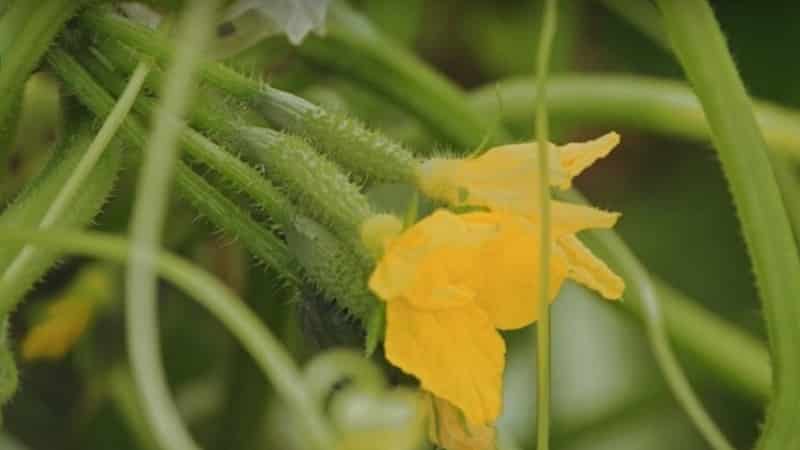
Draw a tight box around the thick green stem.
[0,128,123,316]
[534,1,557,448]
[81,11,420,184]
[236,127,374,246]
[598,2,800,244]
[470,74,800,160]
[657,2,800,449]
[0,0,87,173]
[63,44,379,326]
[75,48,297,229]
[78,47,379,320]
[0,60,149,315]
[46,48,299,280]
[83,39,377,245]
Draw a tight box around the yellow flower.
[416,131,625,300]
[417,132,620,215]
[368,210,568,426]
[367,132,626,433]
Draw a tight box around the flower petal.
[548,201,620,239]
[558,235,624,300]
[417,133,620,214]
[462,212,568,330]
[384,299,505,425]
[428,394,497,450]
[368,210,495,309]
[417,144,564,215]
[556,132,620,189]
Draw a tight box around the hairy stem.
[0,129,123,315]
[470,74,800,160]
[0,60,150,315]
[0,0,88,174]
[657,2,800,449]
[46,48,298,280]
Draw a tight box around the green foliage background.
[2,1,799,449]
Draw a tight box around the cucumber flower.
[364,132,625,432]
[417,131,625,299]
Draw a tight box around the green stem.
[53,44,378,328]
[599,2,800,245]
[0,128,123,315]
[79,11,279,99]
[768,156,800,241]
[81,11,420,184]
[469,74,800,160]
[81,45,376,279]
[46,48,298,280]
[0,0,87,173]
[124,4,218,450]
[0,226,336,450]
[75,47,297,229]
[0,2,35,54]
[656,279,771,404]
[657,2,800,449]
[236,127,374,246]
[592,3,800,247]
[534,1,557,449]
[0,61,150,311]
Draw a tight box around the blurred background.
[5,1,798,449]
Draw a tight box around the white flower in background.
[119,1,331,59]
[227,0,330,45]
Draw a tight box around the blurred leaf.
[360,0,423,45]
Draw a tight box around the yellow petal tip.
[558,132,622,186]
